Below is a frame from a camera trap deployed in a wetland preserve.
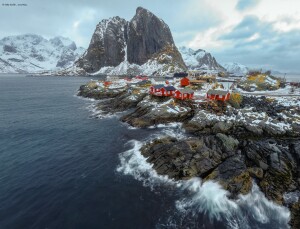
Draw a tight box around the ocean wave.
[86,103,124,120]
[73,93,96,102]
[117,140,291,229]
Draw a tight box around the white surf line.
[117,140,291,229]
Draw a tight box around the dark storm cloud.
[215,16,300,72]
[220,16,271,40]
[236,0,260,11]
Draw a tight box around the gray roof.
[176,89,194,94]
[153,78,166,82]
[207,89,230,95]
[153,84,165,89]
[137,80,151,85]
[164,86,176,91]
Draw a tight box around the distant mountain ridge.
[179,46,225,71]
[67,7,187,76]
[0,34,85,73]
[222,62,249,76]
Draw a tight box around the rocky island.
[74,6,300,229]
[78,75,300,228]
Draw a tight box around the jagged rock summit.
[0,34,85,73]
[74,7,186,76]
[179,46,225,71]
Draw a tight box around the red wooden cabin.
[149,84,165,96]
[206,89,230,101]
[174,89,194,100]
[104,81,112,87]
[136,75,148,81]
[180,77,190,87]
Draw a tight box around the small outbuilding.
[206,89,230,101]
[106,76,120,82]
[174,89,194,100]
[180,77,190,87]
[151,78,166,85]
[150,84,165,96]
[173,72,188,78]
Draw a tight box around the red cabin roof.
[180,77,190,87]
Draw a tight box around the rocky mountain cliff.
[179,46,225,71]
[0,34,85,73]
[74,7,186,76]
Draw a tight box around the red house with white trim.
[174,89,194,100]
[164,86,176,96]
[206,89,230,101]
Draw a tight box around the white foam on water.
[117,140,291,229]
[149,123,187,140]
[86,103,118,119]
[74,94,96,102]
[116,140,176,189]
[237,183,290,226]
[175,178,238,221]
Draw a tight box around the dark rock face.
[242,139,298,204]
[291,201,300,229]
[127,7,174,65]
[76,17,128,73]
[3,45,17,53]
[120,96,194,128]
[76,7,186,73]
[77,84,127,100]
[97,91,147,113]
[140,136,238,180]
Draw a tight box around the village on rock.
[78,71,300,135]
[93,73,232,110]
[78,71,300,227]
[82,70,299,116]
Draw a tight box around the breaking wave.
[117,140,291,229]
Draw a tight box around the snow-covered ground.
[236,84,300,96]
[92,57,184,76]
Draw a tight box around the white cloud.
[1,0,300,71]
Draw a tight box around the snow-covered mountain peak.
[50,36,76,49]
[222,62,249,76]
[0,34,85,73]
[179,46,224,71]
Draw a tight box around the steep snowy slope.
[0,34,85,73]
[179,47,225,71]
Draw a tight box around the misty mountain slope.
[223,62,248,76]
[179,46,225,71]
[0,34,85,73]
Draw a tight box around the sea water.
[0,75,290,229]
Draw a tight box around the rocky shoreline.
[78,82,300,228]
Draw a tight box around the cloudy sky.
[1,0,300,72]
